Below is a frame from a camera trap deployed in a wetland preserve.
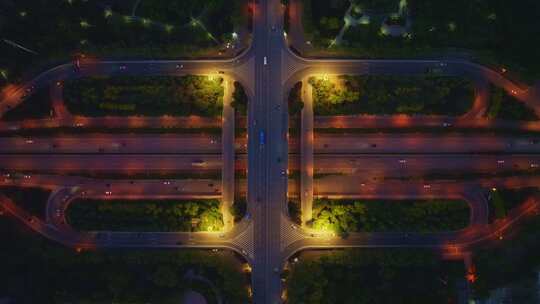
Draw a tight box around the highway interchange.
[1,0,540,302]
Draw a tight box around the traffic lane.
[312,133,540,154]
[2,153,537,182]
[0,134,221,154]
[311,154,540,175]
[0,155,225,172]
[13,132,540,155]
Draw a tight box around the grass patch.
[309,75,474,116]
[66,199,223,232]
[0,186,50,219]
[2,87,52,121]
[486,86,538,121]
[0,218,249,303]
[0,0,249,86]
[64,76,224,117]
[286,248,463,304]
[488,187,539,222]
[312,198,470,235]
[473,214,540,302]
[301,0,540,81]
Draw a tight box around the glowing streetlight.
[232,32,238,39]
[104,9,113,18]
[80,20,91,28]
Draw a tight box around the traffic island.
[66,199,224,232]
[311,198,470,235]
[309,75,474,116]
[64,75,224,118]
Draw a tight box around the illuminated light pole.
[104,8,113,18]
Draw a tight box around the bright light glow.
[80,20,91,28]
[165,25,174,33]
[232,32,238,39]
[104,9,113,18]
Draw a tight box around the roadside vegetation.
[301,0,540,81]
[64,76,224,117]
[66,199,223,232]
[231,198,247,222]
[0,186,50,219]
[488,187,539,222]
[311,198,469,235]
[1,87,52,121]
[0,218,249,303]
[286,249,463,303]
[0,0,250,86]
[288,200,302,225]
[309,75,474,116]
[288,82,304,116]
[231,81,248,116]
[473,214,540,303]
[486,86,538,121]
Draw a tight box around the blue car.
[259,130,266,145]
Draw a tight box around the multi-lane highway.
[2,0,540,302]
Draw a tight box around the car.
[442,122,452,127]
[281,169,286,176]
[425,67,443,75]
[192,160,206,167]
[259,130,266,145]
[263,56,267,65]
[271,25,276,31]
[176,64,183,69]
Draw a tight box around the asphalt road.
[2,0,540,301]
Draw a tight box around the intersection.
[1,0,540,303]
